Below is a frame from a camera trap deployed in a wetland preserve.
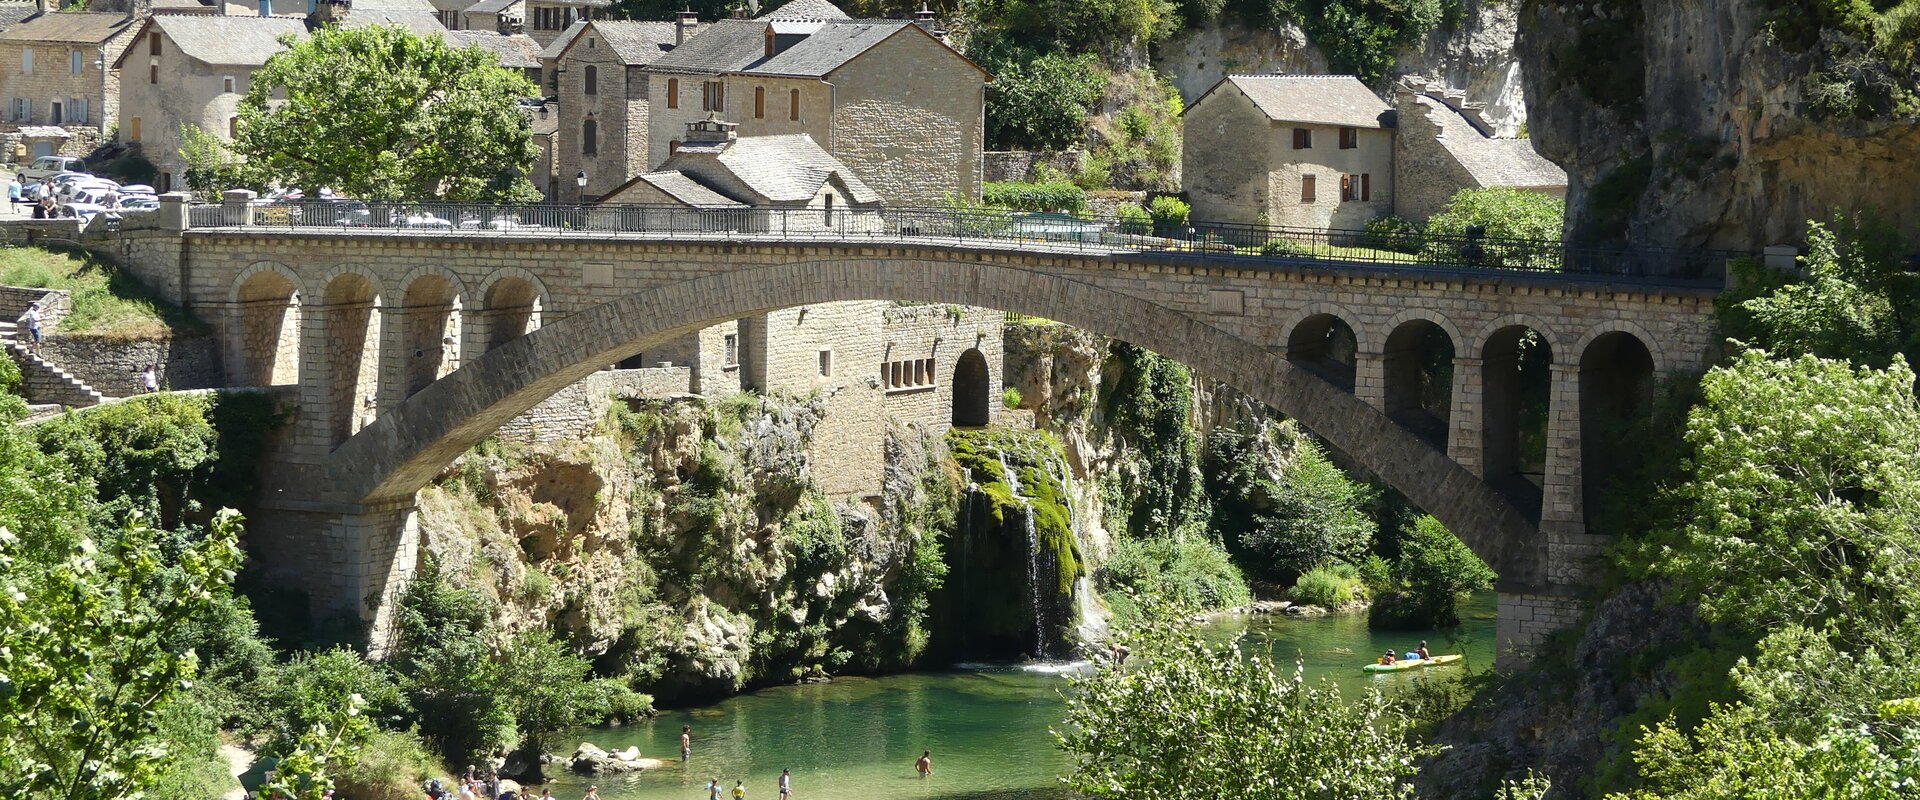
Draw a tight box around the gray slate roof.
[0,11,137,44]
[646,17,910,77]
[465,0,521,14]
[142,15,305,67]
[0,4,37,33]
[645,18,761,73]
[589,20,677,64]
[343,9,446,34]
[630,170,746,207]
[538,18,585,60]
[1214,74,1391,128]
[446,29,542,68]
[1440,132,1565,189]
[750,19,905,77]
[664,132,878,204]
[759,0,849,20]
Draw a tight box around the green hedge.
[982,181,1089,213]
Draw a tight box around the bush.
[973,37,1107,150]
[1420,188,1566,269]
[1115,202,1152,235]
[1099,528,1251,621]
[1147,195,1190,235]
[1259,238,1308,257]
[1291,564,1364,608]
[982,180,1089,213]
[1002,387,1024,409]
[1367,516,1495,628]
[1232,439,1376,583]
[332,729,442,800]
[1360,215,1424,253]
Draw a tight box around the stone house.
[113,13,304,192]
[0,7,140,142]
[444,27,540,84]
[1391,78,1566,222]
[550,17,684,200]
[599,119,880,223]
[1183,74,1394,229]
[522,0,602,47]
[459,0,519,33]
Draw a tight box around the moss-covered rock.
[941,428,1085,660]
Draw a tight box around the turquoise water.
[542,594,1495,800]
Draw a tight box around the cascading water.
[994,445,1053,661]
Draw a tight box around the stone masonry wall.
[878,302,1004,436]
[753,301,886,499]
[0,29,135,133]
[1393,92,1486,223]
[37,330,221,396]
[829,28,985,204]
[493,366,692,442]
[983,150,1086,183]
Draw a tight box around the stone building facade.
[551,18,680,202]
[0,9,139,137]
[1184,74,1395,229]
[1391,79,1566,222]
[113,14,303,192]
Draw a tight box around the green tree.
[1236,439,1375,583]
[0,510,245,800]
[972,38,1107,150]
[236,24,541,201]
[1057,608,1429,798]
[261,693,375,800]
[179,124,258,202]
[1101,342,1209,538]
[386,558,515,762]
[1367,515,1495,628]
[498,630,613,763]
[1728,216,1918,366]
[1420,187,1567,269]
[966,0,1181,52]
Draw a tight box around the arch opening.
[400,275,461,398]
[1382,319,1454,449]
[232,270,302,386]
[952,348,990,427]
[480,277,542,353]
[1286,313,1357,391]
[1481,325,1552,522]
[320,273,381,448]
[1580,331,1655,528]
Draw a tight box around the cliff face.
[1156,0,1528,135]
[1519,0,1920,249]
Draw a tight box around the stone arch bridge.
[105,218,1721,660]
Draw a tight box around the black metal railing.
[191,200,1743,287]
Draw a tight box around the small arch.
[1481,323,1553,522]
[399,272,463,398]
[474,269,547,354]
[1382,317,1455,449]
[1573,320,1666,375]
[1580,330,1656,527]
[230,264,302,386]
[952,348,989,427]
[1286,312,1358,391]
[318,272,382,448]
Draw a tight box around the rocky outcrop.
[1518,0,1920,249]
[1156,0,1528,135]
[569,743,665,774]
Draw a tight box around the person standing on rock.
[681,725,692,761]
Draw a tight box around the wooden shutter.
[1301,174,1315,202]
[754,86,764,118]
[667,78,678,108]
[1361,173,1371,201]
[1293,127,1310,149]
[789,88,799,120]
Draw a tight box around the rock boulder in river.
[570,742,665,774]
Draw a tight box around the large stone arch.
[303,265,386,449]
[1281,303,1370,392]
[1380,308,1462,449]
[1573,320,1668,375]
[468,267,549,358]
[323,258,1543,585]
[390,266,469,405]
[226,261,304,387]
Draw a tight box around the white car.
[119,184,156,197]
[18,155,85,182]
[398,212,452,229]
[58,202,109,225]
[59,179,119,201]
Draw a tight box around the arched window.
[584,65,597,95]
[582,117,597,155]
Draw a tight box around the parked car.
[58,201,110,225]
[398,211,452,229]
[59,178,119,201]
[18,155,85,181]
[119,196,159,212]
[119,184,156,197]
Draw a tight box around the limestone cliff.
[1518,0,1920,249]
[1156,0,1528,135]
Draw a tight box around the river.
[542,593,1496,800]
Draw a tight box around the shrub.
[1291,564,1363,608]
[1259,238,1307,257]
[982,180,1089,213]
[1147,195,1190,236]
[1420,188,1566,269]
[332,729,441,800]
[1368,515,1495,628]
[973,37,1107,150]
[1115,202,1152,235]
[1099,527,1252,621]
[1232,439,1376,583]
[1360,215,1424,253]
[1002,387,1024,409]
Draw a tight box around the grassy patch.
[0,245,197,338]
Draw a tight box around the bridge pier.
[1445,355,1484,476]
[252,498,420,653]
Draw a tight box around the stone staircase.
[0,320,104,408]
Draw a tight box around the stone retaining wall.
[37,332,222,397]
[984,150,1087,183]
[494,366,692,443]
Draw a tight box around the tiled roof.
[538,18,585,59]
[0,11,137,44]
[748,19,904,77]
[464,0,520,14]
[759,0,848,20]
[150,0,218,14]
[589,20,677,65]
[1441,132,1565,189]
[667,132,878,204]
[644,18,761,73]
[629,170,747,207]
[144,15,305,67]
[446,29,542,68]
[0,4,37,33]
[343,9,446,34]
[352,0,441,11]
[1211,74,1391,128]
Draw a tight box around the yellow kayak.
[1361,654,1463,673]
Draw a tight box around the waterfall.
[994,445,1052,661]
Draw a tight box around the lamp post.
[574,170,588,229]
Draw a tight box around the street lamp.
[575,170,588,190]
[574,170,588,230]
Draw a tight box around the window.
[584,65,596,95]
[228,116,238,138]
[49,101,60,125]
[581,117,597,155]
[149,31,161,55]
[1291,127,1311,149]
[70,50,81,75]
[1339,126,1357,149]
[666,77,677,108]
[149,62,157,84]
[9,98,23,122]
[883,358,937,390]
[753,85,764,118]
[71,98,85,123]
[1339,173,1372,202]
[129,115,141,141]
[789,88,799,120]
[701,80,723,111]
[1340,174,1352,202]
[817,350,833,377]
[1360,173,1371,201]
[723,333,738,366]
[1300,173,1315,203]
[20,48,31,75]
[223,75,235,93]
[668,139,680,154]
[587,36,594,48]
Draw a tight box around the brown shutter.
[1361,173,1371,201]
[755,86,764,118]
[1301,174,1315,203]
[789,88,799,120]
[1293,127,1311,149]
[667,78,678,108]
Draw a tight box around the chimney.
[683,114,736,145]
[914,2,937,32]
[675,8,698,45]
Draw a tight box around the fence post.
[221,189,256,226]
[159,192,191,231]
